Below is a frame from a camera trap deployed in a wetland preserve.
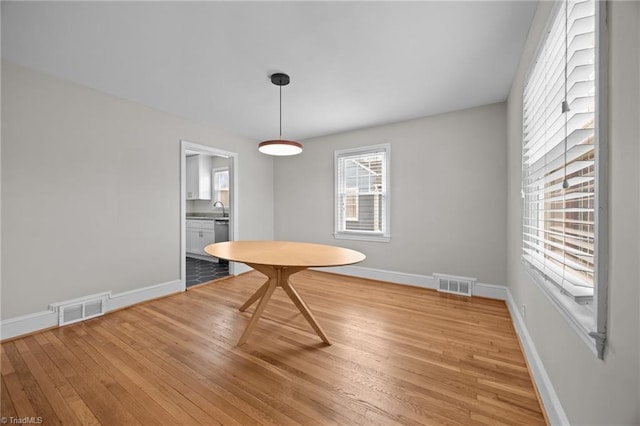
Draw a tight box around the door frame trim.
[180,140,239,291]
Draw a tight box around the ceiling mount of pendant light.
[258,73,303,156]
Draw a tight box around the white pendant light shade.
[258,140,303,156]
[259,73,302,156]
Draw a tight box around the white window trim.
[334,143,391,243]
[521,0,609,359]
[523,262,598,357]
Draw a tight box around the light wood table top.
[204,240,366,346]
[205,240,365,268]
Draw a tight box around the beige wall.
[274,103,507,286]
[1,61,274,319]
[506,1,640,424]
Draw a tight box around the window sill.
[334,232,390,243]
[522,254,594,304]
[523,261,599,358]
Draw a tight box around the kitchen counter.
[186,214,228,221]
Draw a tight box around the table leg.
[237,273,278,346]
[238,264,330,346]
[280,278,331,345]
[239,279,269,312]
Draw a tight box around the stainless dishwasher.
[214,220,229,264]
[214,220,229,242]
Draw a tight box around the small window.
[335,144,390,242]
[212,168,229,206]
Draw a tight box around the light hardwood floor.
[1,270,546,425]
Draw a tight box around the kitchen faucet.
[212,200,226,217]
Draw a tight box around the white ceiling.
[1,1,537,141]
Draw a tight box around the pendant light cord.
[279,85,283,139]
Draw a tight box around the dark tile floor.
[186,257,229,287]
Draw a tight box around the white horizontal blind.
[335,145,388,237]
[522,0,596,297]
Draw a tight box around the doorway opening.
[180,140,238,290]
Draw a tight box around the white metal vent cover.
[50,293,109,326]
[433,273,476,297]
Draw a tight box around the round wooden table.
[205,240,366,346]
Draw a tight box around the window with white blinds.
[335,144,390,242]
[523,0,598,302]
[522,0,608,357]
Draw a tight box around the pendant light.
[258,73,303,156]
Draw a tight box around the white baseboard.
[106,279,183,312]
[315,265,508,301]
[474,282,508,300]
[0,279,183,341]
[315,265,436,289]
[505,290,568,426]
[0,310,59,341]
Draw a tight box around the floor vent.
[51,294,108,326]
[434,273,476,297]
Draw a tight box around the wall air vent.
[433,273,476,297]
[50,293,109,326]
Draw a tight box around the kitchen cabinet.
[186,155,213,200]
[186,219,215,256]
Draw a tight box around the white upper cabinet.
[186,155,213,200]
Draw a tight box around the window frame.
[521,0,608,359]
[212,167,230,206]
[334,144,391,242]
